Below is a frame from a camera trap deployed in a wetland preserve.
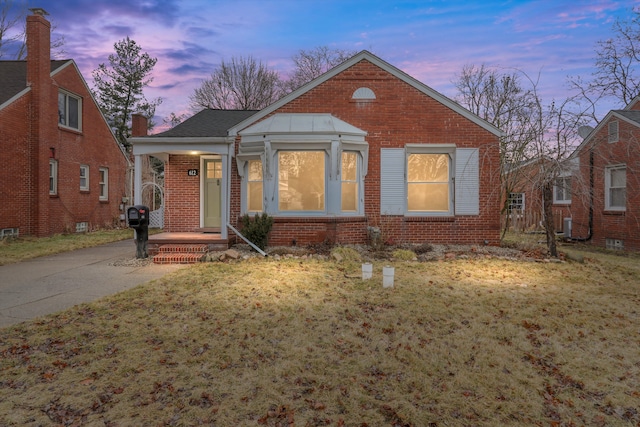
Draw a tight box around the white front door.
[204,158,222,228]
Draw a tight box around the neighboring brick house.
[570,97,640,251]
[0,9,129,238]
[131,51,502,247]
[502,156,575,234]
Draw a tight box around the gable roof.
[572,109,640,157]
[149,109,258,138]
[0,60,69,106]
[228,50,503,137]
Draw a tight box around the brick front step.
[152,244,209,264]
[153,252,205,264]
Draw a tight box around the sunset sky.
[8,0,640,131]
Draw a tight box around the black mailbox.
[127,205,149,228]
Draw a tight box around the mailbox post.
[127,205,150,259]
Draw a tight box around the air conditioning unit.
[563,218,572,238]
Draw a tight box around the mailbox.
[127,205,150,259]
[127,205,149,228]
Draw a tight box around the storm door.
[204,158,222,228]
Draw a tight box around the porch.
[147,232,233,264]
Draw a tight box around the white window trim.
[275,149,329,215]
[80,165,89,191]
[49,159,58,195]
[58,90,82,131]
[340,151,361,213]
[99,167,108,200]
[553,176,571,204]
[605,164,626,211]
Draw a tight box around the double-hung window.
[99,168,108,200]
[605,165,626,210]
[49,159,58,195]
[341,152,359,212]
[58,90,82,130]
[247,160,263,212]
[553,176,571,204]
[80,165,89,191]
[508,193,525,212]
[407,153,451,212]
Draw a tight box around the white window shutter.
[455,148,479,215]
[380,148,405,215]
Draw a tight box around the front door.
[204,159,222,228]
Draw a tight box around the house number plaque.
[187,169,198,176]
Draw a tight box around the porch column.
[134,154,143,205]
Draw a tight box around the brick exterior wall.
[0,12,129,237]
[158,58,501,246]
[572,108,640,251]
[228,59,502,246]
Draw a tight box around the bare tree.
[280,46,357,93]
[0,0,25,59]
[570,8,640,118]
[189,56,281,111]
[0,2,65,59]
[454,65,589,256]
[453,64,540,236]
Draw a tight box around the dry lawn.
[1,249,639,426]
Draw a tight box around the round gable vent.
[352,87,376,100]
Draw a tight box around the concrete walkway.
[0,240,186,328]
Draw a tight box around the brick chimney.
[131,113,149,137]
[26,8,51,89]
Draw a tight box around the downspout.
[227,223,267,256]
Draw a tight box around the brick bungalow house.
[0,9,129,238]
[569,97,640,251]
[130,51,503,248]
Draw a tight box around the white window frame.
[80,165,89,191]
[608,121,619,143]
[99,167,108,200]
[405,145,455,216]
[605,164,626,211]
[246,159,264,212]
[508,192,525,212]
[340,151,360,213]
[553,176,571,204]
[49,159,58,195]
[58,90,82,131]
[239,141,366,217]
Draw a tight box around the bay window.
[278,151,325,212]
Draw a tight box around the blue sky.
[17,1,640,130]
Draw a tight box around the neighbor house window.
[605,165,626,210]
[80,165,89,191]
[99,168,108,200]
[58,90,82,130]
[553,176,571,204]
[278,151,325,212]
[341,152,358,212]
[49,159,58,195]
[608,121,619,143]
[508,193,525,212]
[247,159,263,212]
[407,153,451,212]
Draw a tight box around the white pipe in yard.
[226,223,268,257]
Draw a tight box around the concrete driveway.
[0,240,186,328]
